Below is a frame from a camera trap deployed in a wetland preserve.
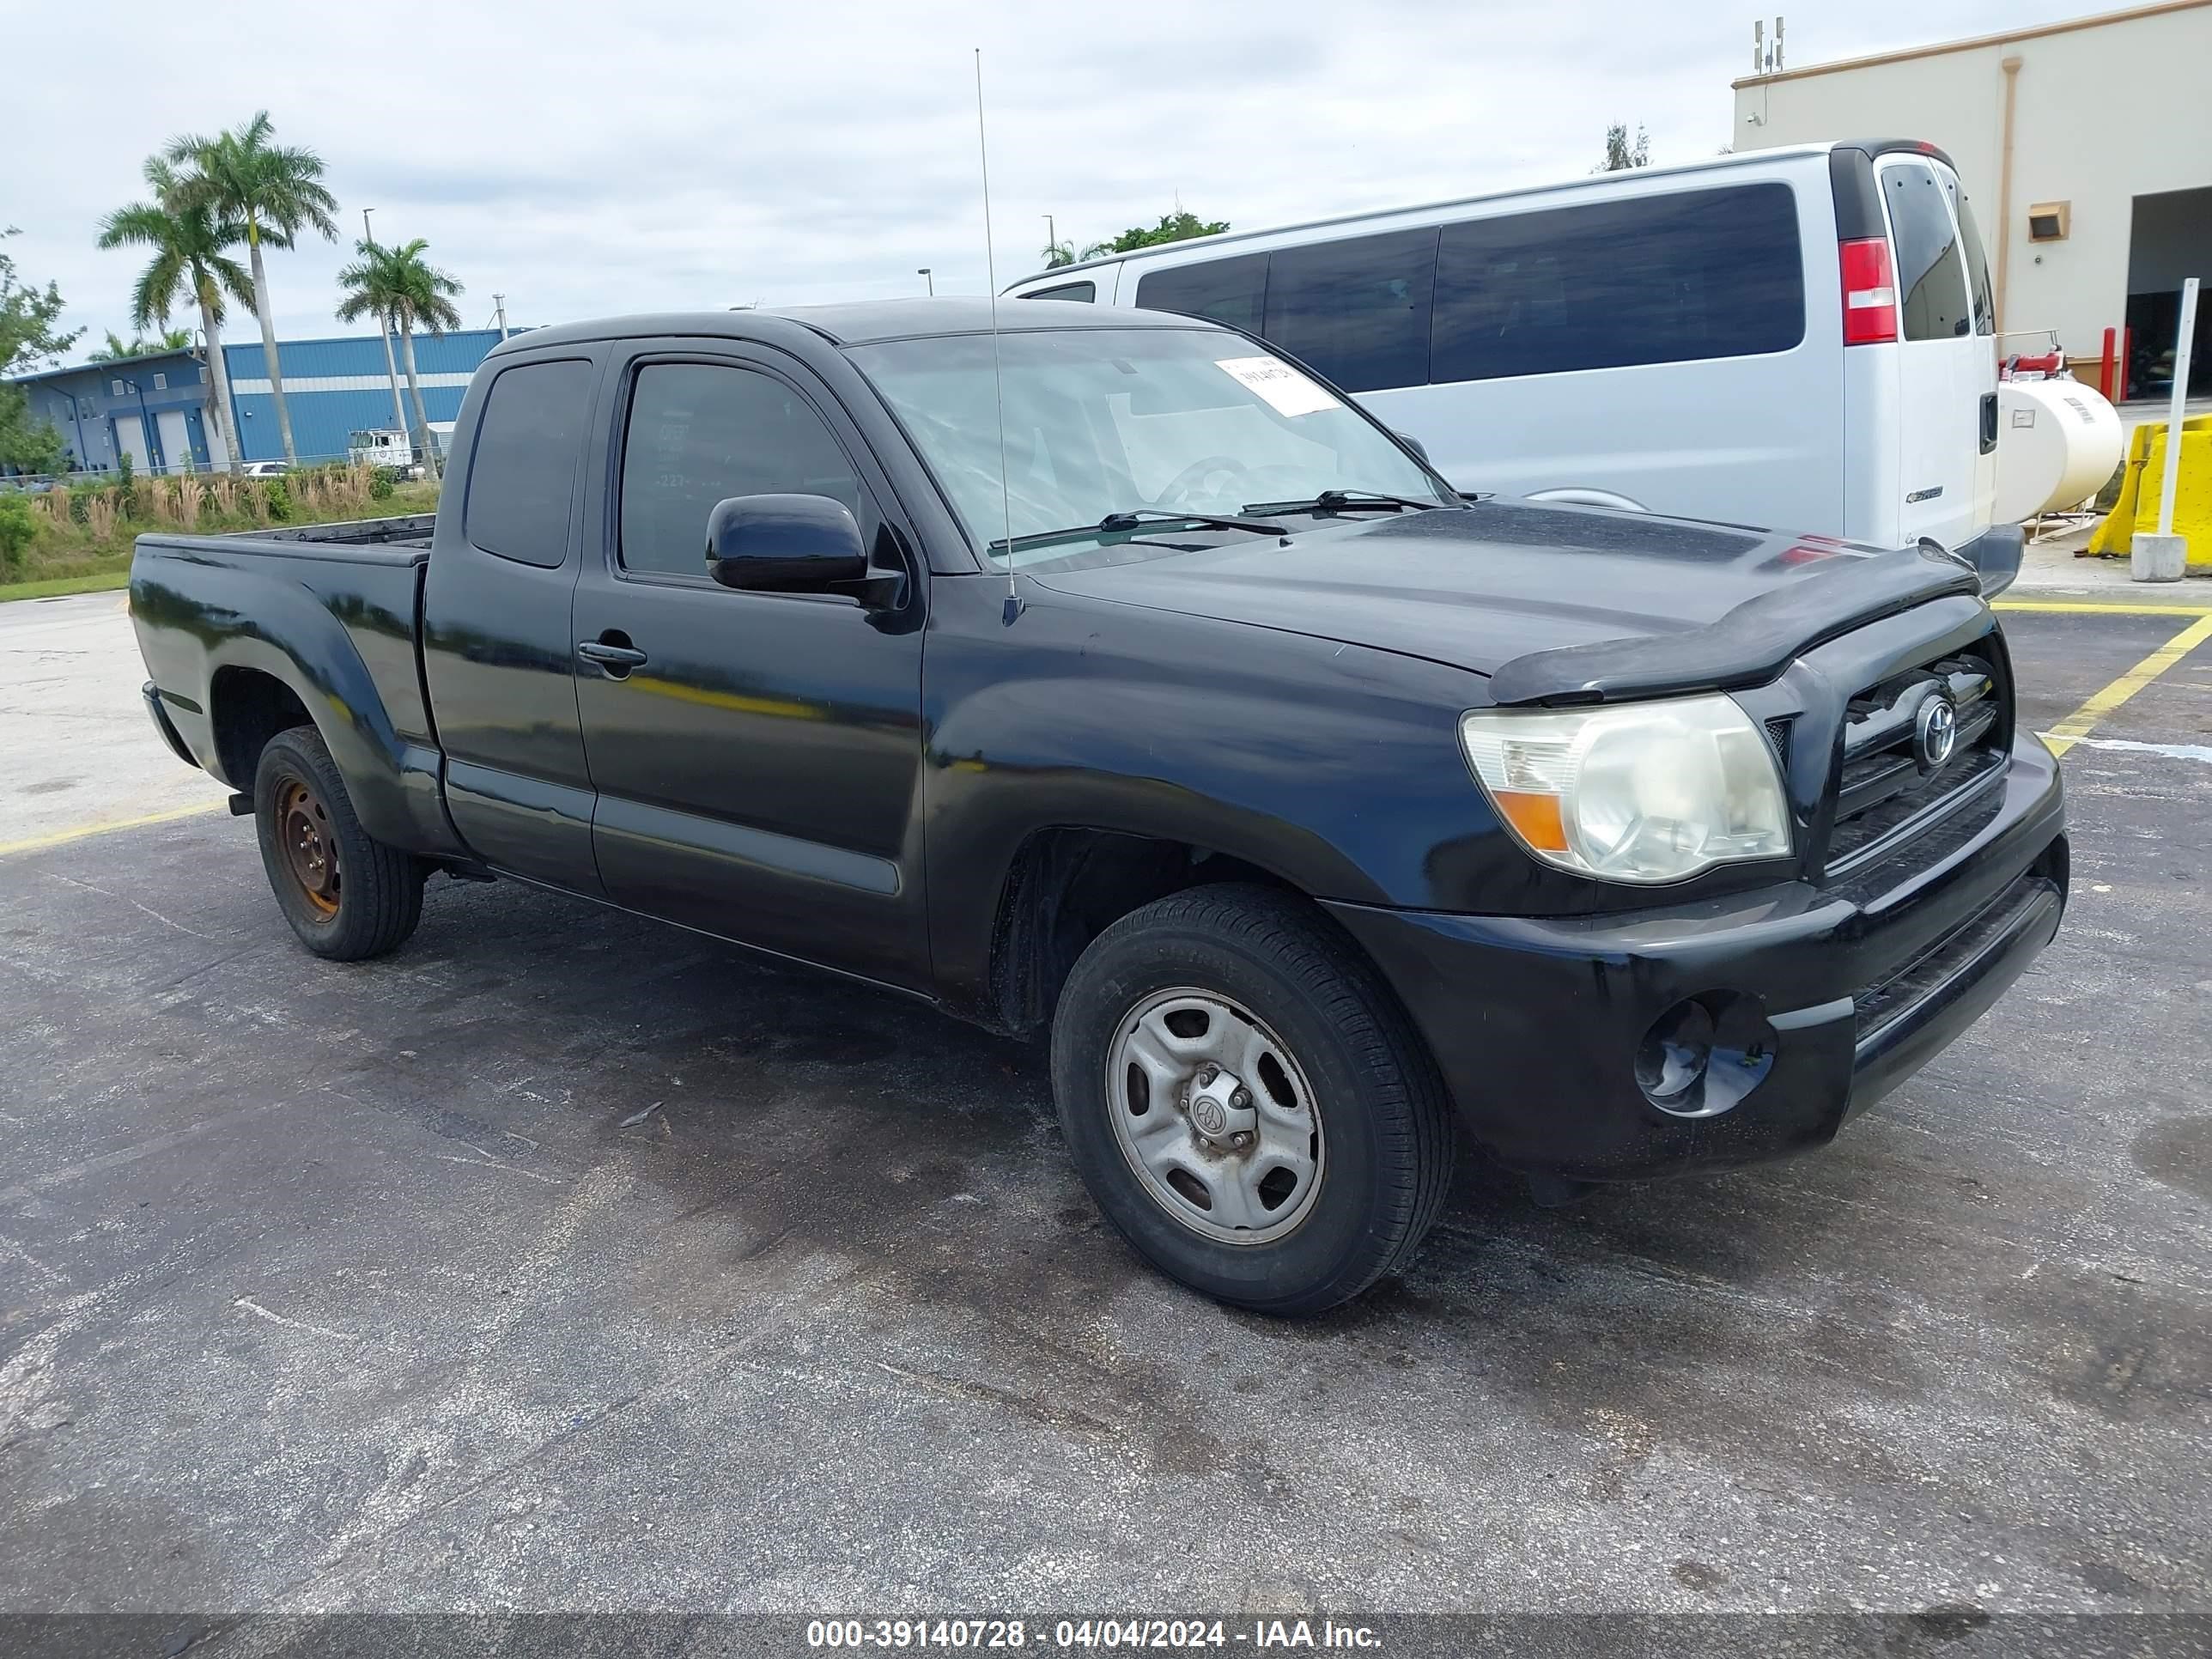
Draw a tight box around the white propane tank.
[1993,379,2124,522]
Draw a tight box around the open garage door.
[2126,186,2212,401]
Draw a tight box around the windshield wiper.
[988,508,1285,556]
[1240,489,1455,516]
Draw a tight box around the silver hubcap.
[1107,988,1324,1246]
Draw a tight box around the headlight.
[1459,695,1790,884]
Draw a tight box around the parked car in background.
[1008,139,2017,591]
[130,301,2064,1314]
[239,460,289,477]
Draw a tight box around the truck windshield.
[849,327,1453,563]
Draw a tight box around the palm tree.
[166,112,337,466]
[89,327,193,362]
[335,237,462,480]
[97,157,251,473]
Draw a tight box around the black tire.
[1049,884,1454,1316]
[253,724,423,961]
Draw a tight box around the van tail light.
[1840,237,1898,344]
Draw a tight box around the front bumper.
[1324,733,2066,1182]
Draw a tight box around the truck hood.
[1024,500,1984,706]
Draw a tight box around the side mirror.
[1394,430,1431,465]
[706,494,871,594]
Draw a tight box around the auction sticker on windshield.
[1215,356,1338,418]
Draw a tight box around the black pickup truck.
[131,301,2066,1313]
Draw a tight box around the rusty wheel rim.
[276,776,340,919]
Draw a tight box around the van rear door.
[1946,171,2002,534]
[1878,155,1988,550]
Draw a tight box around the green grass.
[0,568,133,604]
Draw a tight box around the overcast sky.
[6,0,2098,357]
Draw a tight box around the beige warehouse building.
[1733,0,2212,400]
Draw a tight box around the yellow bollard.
[2090,415,2212,561]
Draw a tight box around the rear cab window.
[464,358,597,567]
[1020,281,1097,303]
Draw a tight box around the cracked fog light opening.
[1638,999,1714,1107]
[1637,992,1778,1118]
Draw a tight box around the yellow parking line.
[2044,613,2212,757]
[0,799,228,859]
[1996,599,2212,616]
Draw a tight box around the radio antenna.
[974,47,1020,623]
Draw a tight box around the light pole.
[918,267,933,295]
[362,206,408,434]
[1043,213,1058,264]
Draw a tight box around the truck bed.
[215,512,437,552]
[130,517,442,853]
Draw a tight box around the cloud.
[4,0,2094,352]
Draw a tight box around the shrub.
[369,467,394,501]
[263,477,293,521]
[0,494,34,573]
[116,452,134,492]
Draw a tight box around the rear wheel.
[1050,884,1454,1315]
[253,725,423,961]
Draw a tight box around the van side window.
[617,363,865,578]
[1262,229,1438,394]
[464,358,596,568]
[1133,254,1267,335]
[1431,183,1803,384]
[1021,281,1096,303]
[1884,163,1971,342]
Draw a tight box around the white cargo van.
[1006,140,2014,582]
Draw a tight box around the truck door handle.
[577,635,648,676]
[1979,392,1999,455]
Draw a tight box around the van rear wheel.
[253,725,424,961]
[1050,884,1454,1315]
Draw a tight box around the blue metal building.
[224,330,507,465]
[11,349,222,475]
[6,327,511,474]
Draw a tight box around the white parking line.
[2049,734,2212,765]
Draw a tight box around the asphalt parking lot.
[3,588,2209,1625]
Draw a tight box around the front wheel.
[1050,884,1455,1315]
[253,725,424,961]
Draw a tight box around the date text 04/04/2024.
[805,1619,1383,1650]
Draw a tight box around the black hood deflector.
[1486,544,1984,707]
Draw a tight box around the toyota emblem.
[1192,1097,1227,1136]
[1914,695,1958,771]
